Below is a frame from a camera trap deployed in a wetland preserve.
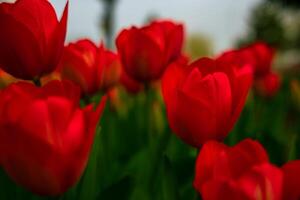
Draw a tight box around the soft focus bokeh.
[1,0,300,199]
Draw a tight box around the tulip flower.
[0,80,106,196]
[162,57,252,147]
[0,0,68,80]
[246,42,275,78]
[254,72,281,97]
[194,139,283,200]
[282,160,300,200]
[60,39,121,95]
[218,42,281,97]
[116,20,184,83]
[218,42,275,78]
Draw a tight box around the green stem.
[144,86,171,196]
[101,0,117,48]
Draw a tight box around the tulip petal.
[46,96,74,140]
[228,139,269,178]
[46,1,68,73]
[43,80,81,106]
[161,59,190,111]
[282,160,300,200]
[19,100,55,146]
[60,39,98,94]
[172,70,232,147]
[0,14,43,79]
[238,163,283,200]
[193,141,228,190]
[189,57,218,76]
[201,180,251,200]
[228,65,253,131]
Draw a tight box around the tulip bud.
[60,39,121,95]
[116,20,184,83]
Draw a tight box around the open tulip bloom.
[0,0,298,199]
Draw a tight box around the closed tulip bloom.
[0,0,68,80]
[194,139,283,200]
[282,160,300,200]
[60,39,121,95]
[162,57,252,147]
[0,80,106,196]
[116,20,184,83]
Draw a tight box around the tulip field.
[0,0,300,199]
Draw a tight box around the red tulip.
[254,72,281,97]
[218,42,275,79]
[116,20,184,82]
[218,42,280,98]
[0,0,68,80]
[60,39,121,95]
[217,49,256,71]
[247,42,275,78]
[162,57,252,147]
[194,139,283,200]
[282,160,300,200]
[0,80,106,195]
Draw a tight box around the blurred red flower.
[254,72,281,97]
[116,20,184,83]
[162,57,252,147]
[282,160,300,200]
[218,42,275,78]
[245,42,275,78]
[0,0,68,80]
[0,80,106,195]
[193,139,283,200]
[218,42,281,97]
[59,39,122,95]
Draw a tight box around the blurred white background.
[48,0,262,52]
